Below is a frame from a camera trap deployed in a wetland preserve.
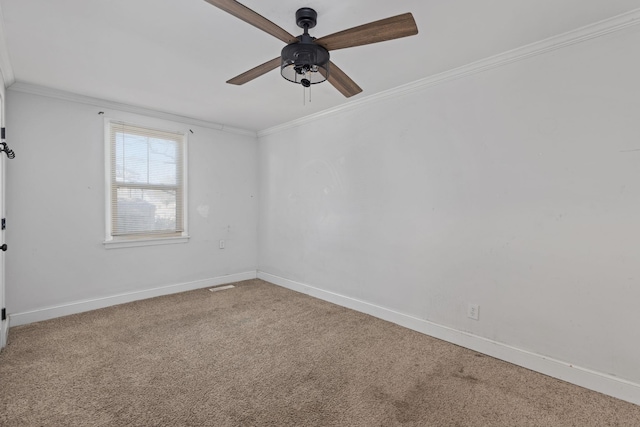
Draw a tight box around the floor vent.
[209,285,235,292]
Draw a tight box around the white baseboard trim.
[9,271,258,327]
[0,318,8,349]
[258,271,640,406]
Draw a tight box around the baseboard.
[9,271,258,327]
[257,271,640,406]
[0,318,8,349]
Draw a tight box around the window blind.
[109,122,185,237]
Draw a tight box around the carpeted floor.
[1,279,639,426]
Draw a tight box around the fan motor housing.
[281,32,330,85]
[296,8,317,29]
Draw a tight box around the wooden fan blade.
[227,57,281,85]
[325,61,362,98]
[315,13,418,51]
[204,0,298,44]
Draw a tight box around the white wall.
[6,91,258,317]
[4,14,640,405]
[258,25,640,393]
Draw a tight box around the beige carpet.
[1,279,638,426]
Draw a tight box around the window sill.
[103,235,190,249]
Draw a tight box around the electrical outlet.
[219,239,225,249]
[467,303,479,320]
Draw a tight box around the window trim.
[103,118,189,249]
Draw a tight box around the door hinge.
[1,218,5,230]
[1,308,6,321]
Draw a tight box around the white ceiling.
[1,0,640,132]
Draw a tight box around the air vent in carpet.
[209,285,235,292]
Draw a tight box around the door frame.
[0,91,6,349]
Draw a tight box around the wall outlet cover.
[468,303,480,320]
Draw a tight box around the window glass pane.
[149,138,177,185]
[115,132,149,184]
[114,187,178,235]
[114,133,179,185]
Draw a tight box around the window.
[105,120,188,247]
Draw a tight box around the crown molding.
[7,82,257,137]
[258,7,640,137]
[0,3,15,87]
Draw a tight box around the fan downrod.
[296,8,317,29]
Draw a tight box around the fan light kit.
[204,0,419,98]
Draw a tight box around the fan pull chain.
[302,85,312,106]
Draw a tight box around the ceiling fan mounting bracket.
[296,8,317,29]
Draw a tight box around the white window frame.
[103,118,189,249]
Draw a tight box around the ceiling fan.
[203,0,419,97]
